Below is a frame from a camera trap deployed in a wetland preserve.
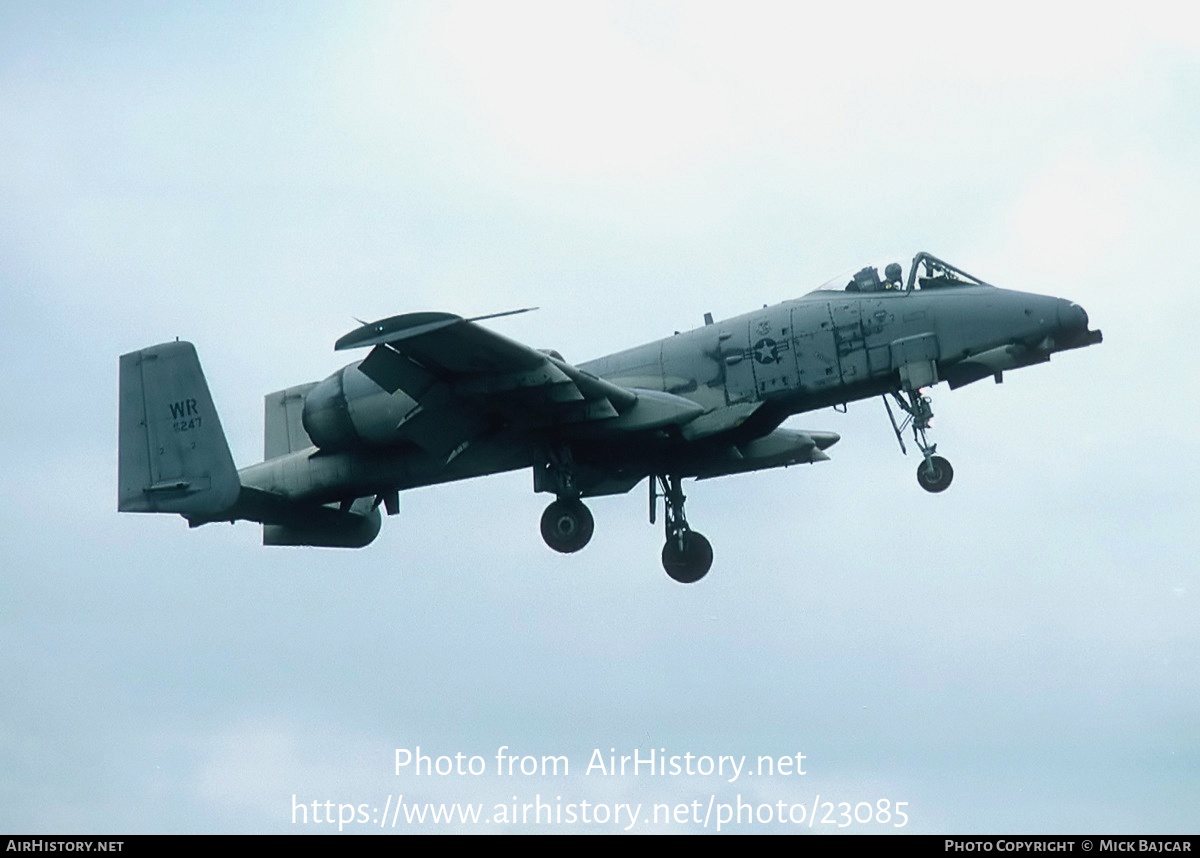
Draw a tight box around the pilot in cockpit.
[884,262,903,290]
[846,263,905,292]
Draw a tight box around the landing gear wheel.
[540,499,594,553]
[661,530,713,583]
[917,455,954,493]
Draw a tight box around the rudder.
[118,341,240,517]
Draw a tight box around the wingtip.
[335,312,463,351]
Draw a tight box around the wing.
[334,313,705,456]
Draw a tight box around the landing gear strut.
[536,444,595,553]
[651,475,713,583]
[884,389,954,493]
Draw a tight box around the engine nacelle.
[301,364,417,450]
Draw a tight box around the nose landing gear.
[884,389,955,493]
[916,454,954,493]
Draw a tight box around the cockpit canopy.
[810,252,993,295]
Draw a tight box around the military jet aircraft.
[118,252,1102,583]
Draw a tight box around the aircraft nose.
[1057,301,1089,333]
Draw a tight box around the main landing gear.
[884,388,955,493]
[537,445,596,554]
[536,477,713,583]
[535,443,712,582]
[540,498,594,553]
[651,475,713,584]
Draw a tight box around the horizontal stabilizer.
[263,512,380,547]
[258,493,382,548]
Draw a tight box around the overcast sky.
[1,0,1197,834]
